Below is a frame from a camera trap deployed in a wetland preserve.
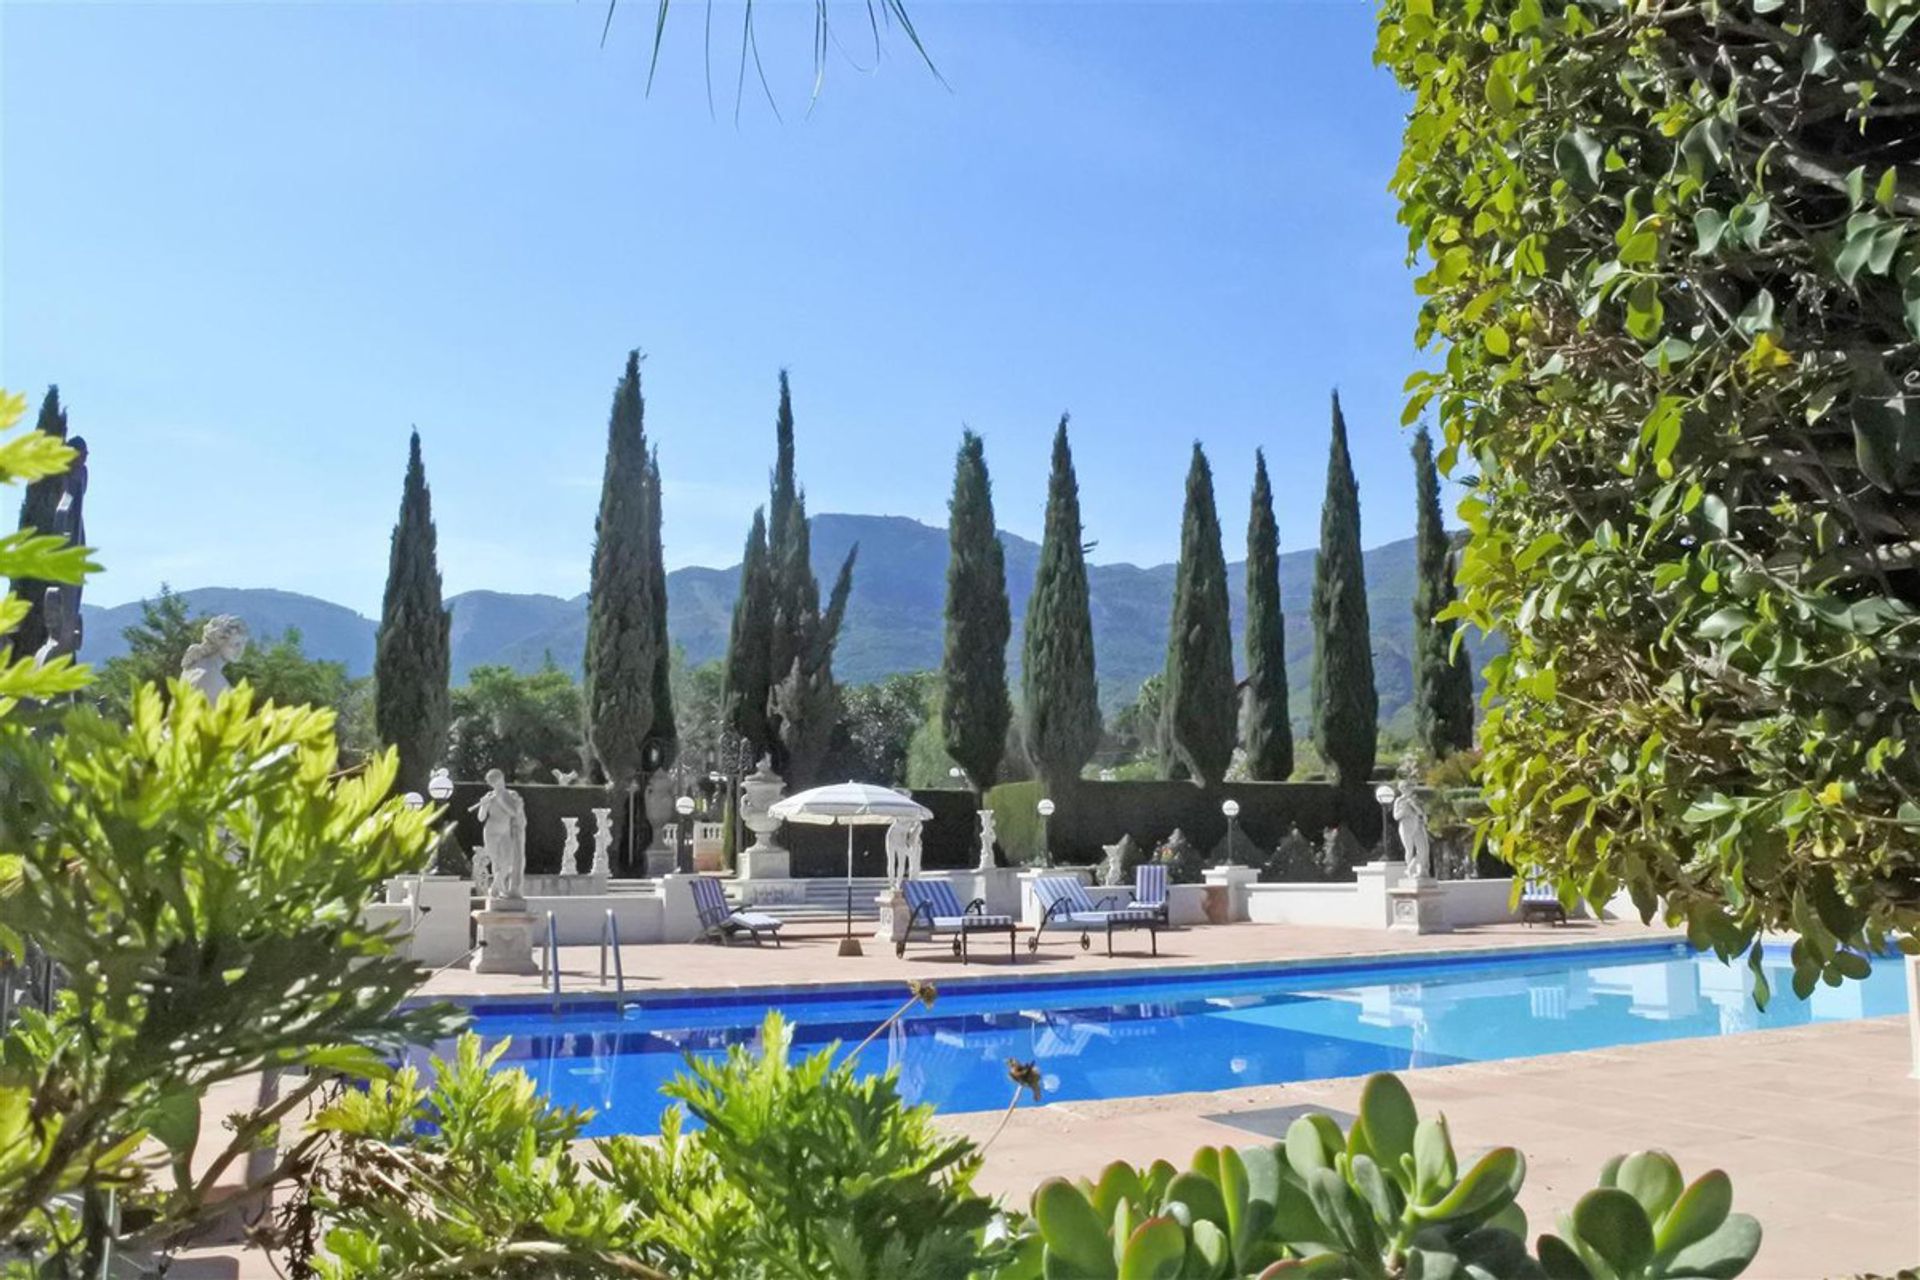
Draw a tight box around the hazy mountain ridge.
[80,512,1470,723]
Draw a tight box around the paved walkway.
[936,1016,1918,1279]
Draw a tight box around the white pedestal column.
[471,896,540,974]
[874,887,912,950]
[658,873,703,943]
[1386,875,1450,934]
[1203,864,1258,923]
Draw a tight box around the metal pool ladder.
[599,908,626,996]
[545,910,561,995]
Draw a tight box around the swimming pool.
[454,940,1911,1137]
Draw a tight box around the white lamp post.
[427,769,454,804]
[401,792,425,812]
[1036,797,1056,868]
[1221,797,1242,865]
[1374,783,1396,861]
[674,795,696,874]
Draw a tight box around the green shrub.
[1377,0,1920,981]
[988,1073,1759,1279]
[0,387,456,1275]
[301,1013,999,1280]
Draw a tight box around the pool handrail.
[545,910,561,995]
[600,908,626,995]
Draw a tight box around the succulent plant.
[985,1073,1758,1280]
[1536,1151,1761,1280]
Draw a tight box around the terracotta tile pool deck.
[188,920,1917,1276]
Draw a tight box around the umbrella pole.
[837,823,863,957]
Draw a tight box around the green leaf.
[1357,1072,1420,1174]
[1693,209,1727,256]
[1572,1188,1655,1274]
[149,1087,201,1158]
[1035,1178,1118,1277]
[1553,129,1602,189]
[1695,608,1754,640]
[1118,1217,1187,1280]
[1665,1213,1763,1279]
[1613,1152,1683,1220]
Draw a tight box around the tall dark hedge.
[1243,448,1293,780]
[1410,426,1473,759]
[1161,442,1236,786]
[721,508,774,757]
[1310,392,1378,788]
[9,386,70,661]
[373,430,452,794]
[583,351,658,870]
[941,430,1011,790]
[1023,416,1100,795]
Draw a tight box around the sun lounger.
[1029,874,1162,956]
[690,875,785,946]
[896,878,1018,963]
[1519,875,1568,926]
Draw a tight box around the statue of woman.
[180,615,249,702]
[1393,781,1432,881]
[470,769,528,901]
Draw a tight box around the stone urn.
[737,756,789,880]
[642,772,677,878]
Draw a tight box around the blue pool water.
[453,941,1910,1137]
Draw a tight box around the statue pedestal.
[644,847,677,879]
[874,888,913,949]
[1387,876,1449,935]
[737,841,790,881]
[471,897,541,974]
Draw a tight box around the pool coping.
[422,932,1693,1018]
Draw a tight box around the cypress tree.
[373,429,452,794]
[643,447,677,773]
[1023,416,1101,795]
[583,350,658,872]
[1412,426,1475,757]
[721,508,774,756]
[1243,448,1293,780]
[1310,392,1378,788]
[772,491,857,787]
[766,371,804,695]
[941,430,1011,791]
[1161,442,1237,787]
[10,386,70,660]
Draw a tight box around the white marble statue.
[470,769,528,902]
[590,806,614,878]
[1393,780,1431,881]
[180,615,249,701]
[886,817,924,885]
[977,809,998,870]
[561,816,583,876]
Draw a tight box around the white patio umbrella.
[769,782,934,957]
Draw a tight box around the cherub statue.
[180,615,249,701]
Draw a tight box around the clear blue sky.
[2,0,1429,616]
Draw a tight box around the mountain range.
[79,513,1477,727]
